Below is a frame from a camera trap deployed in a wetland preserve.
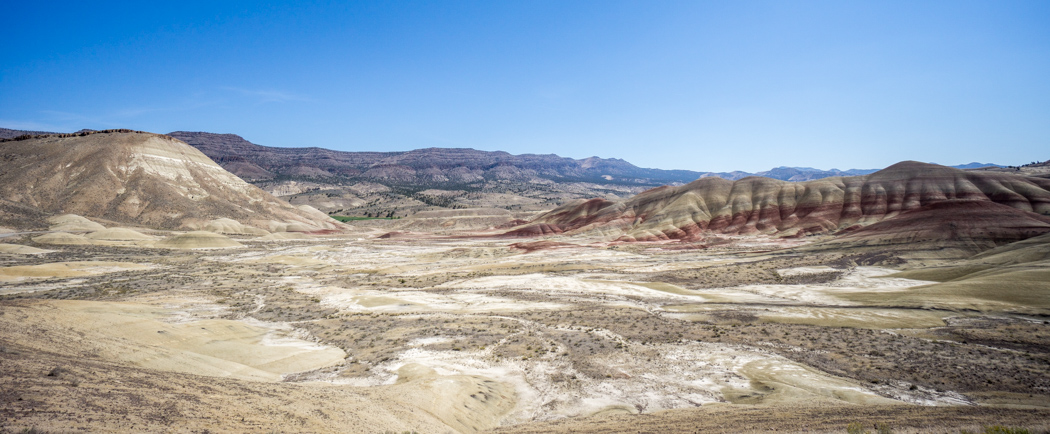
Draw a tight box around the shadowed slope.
[513,162,1050,243]
[0,132,341,231]
[831,200,1050,248]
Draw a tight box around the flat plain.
[2,225,1048,433]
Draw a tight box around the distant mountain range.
[1,127,1002,183]
[948,162,1005,169]
[167,131,705,187]
[0,126,1015,217]
[164,131,1002,184]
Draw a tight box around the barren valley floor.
[1,232,1048,433]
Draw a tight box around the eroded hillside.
[515,161,1050,249]
[0,131,339,232]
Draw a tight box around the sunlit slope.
[875,232,1050,311]
[0,131,340,231]
[516,161,1050,243]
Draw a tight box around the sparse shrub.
[961,427,1033,434]
[846,422,892,434]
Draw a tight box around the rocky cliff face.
[514,162,1050,246]
[0,131,341,231]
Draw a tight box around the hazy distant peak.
[947,162,1004,169]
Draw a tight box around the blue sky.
[2,1,1048,172]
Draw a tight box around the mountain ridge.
[169,131,903,184]
[0,127,1007,183]
[167,131,708,186]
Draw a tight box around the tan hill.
[156,231,244,249]
[46,214,106,232]
[511,162,1050,247]
[0,131,341,231]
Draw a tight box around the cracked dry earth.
[1,233,1049,433]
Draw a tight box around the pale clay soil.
[1,230,1049,433]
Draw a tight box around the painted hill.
[511,161,1050,246]
[0,131,340,231]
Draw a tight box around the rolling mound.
[32,232,94,246]
[0,244,53,255]
[255,232,311,241]
[513,162,1050,244]
[32,230,159,247]
[970,231,1050,265]
[47,214,106,232]
[890,231,1050,308]
[204,218,270,236]
[0,131,341,232]
[156,231,243,249]
[393,208,519,232]
[85,228,157,241]
[853,232,1050,312]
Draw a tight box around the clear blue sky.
[2,1,1048,172]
